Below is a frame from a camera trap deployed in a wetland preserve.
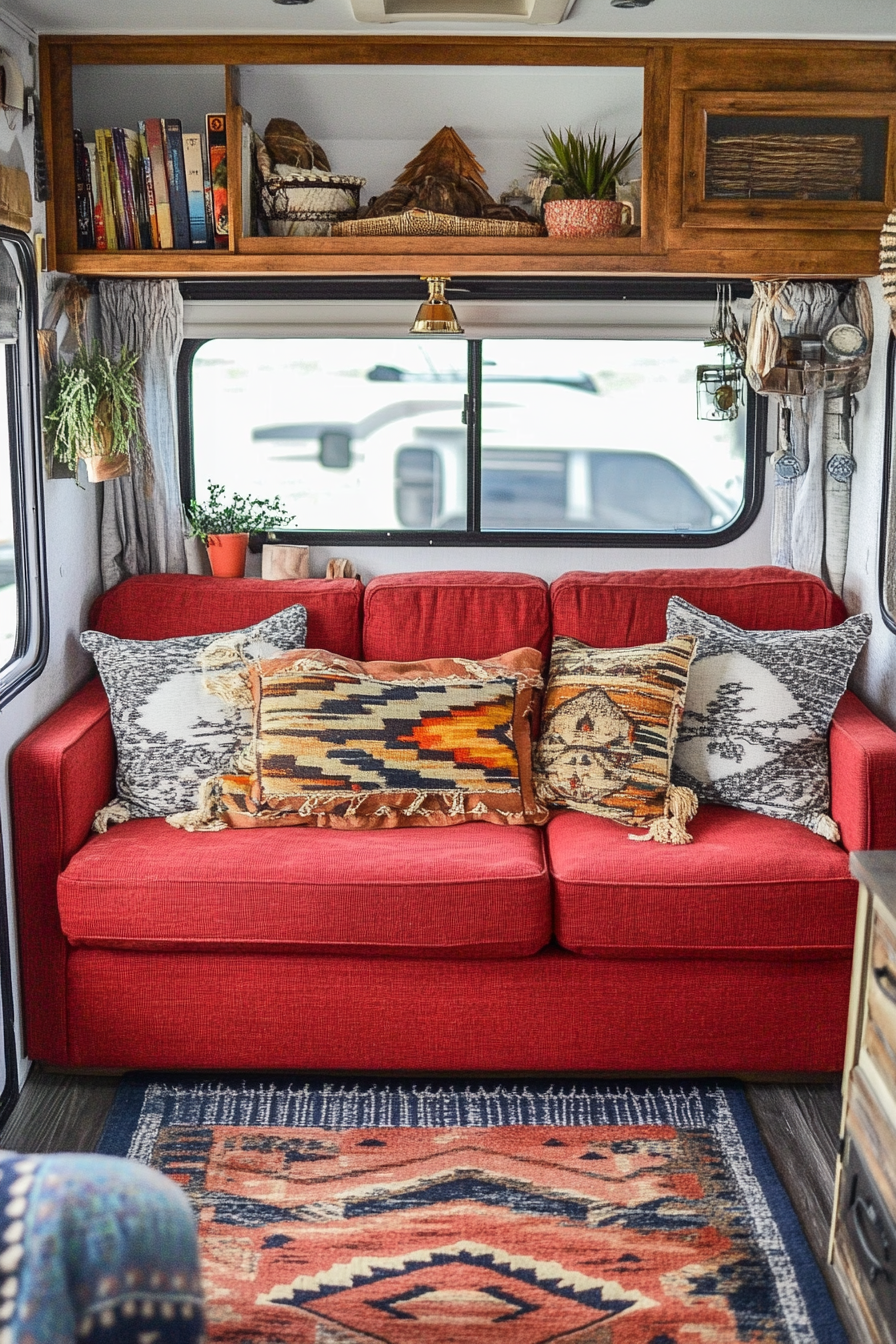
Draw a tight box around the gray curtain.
[98,280,187,589]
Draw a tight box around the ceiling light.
[272,1,314,6]
[611,0,655,7]
[410,277,464,335]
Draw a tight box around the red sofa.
[11,566,896,1074]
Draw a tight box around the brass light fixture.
[409,276,464,335]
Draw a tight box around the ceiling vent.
[350,0,575,24]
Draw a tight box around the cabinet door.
[680,90,895,231]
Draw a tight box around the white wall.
[0,7,103,1084]
[843,278,896,728]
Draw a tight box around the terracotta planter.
[80,401,131,482]
[206,532,249,578]
[543,198,628,239]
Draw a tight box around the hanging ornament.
[696,283,745,422]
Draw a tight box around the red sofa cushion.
[547,805,856,959]
[551,567,847,648]
[89,574,363,658]
[58,819,550,959]
[363,571,551,661]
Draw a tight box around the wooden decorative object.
[0,165,32,232]
[705,133,864,201]
[326,558,357,579]
[830,850,896,1344]
[262,544,309,580]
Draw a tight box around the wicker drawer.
[834,1066,896,1344]
[865,906,896,1113]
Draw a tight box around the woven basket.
[705,133,864,201]
[332,209,545,238]
[255,139,365,237]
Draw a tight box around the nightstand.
[829,851,896,1344]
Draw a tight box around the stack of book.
[74,116,229,251]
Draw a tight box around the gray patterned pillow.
[81,605,307,822]
[665,596,871,840]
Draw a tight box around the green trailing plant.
[44,342,145,472]
[185,482,293,543]
[527,126,641,201]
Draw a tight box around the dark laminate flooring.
[0,1070,869,1341]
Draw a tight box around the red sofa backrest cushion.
[363,571,551,661]
[89,574,364,658]
[551,567,848,647]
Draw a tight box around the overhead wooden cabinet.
[40,35,896,279]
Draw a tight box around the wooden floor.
[0,1069,869,1341]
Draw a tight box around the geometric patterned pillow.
[666,596,872,840]
[533,633,699,843]
[81,603,307,823]
[170,645,548,831]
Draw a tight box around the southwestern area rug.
[99,1078,846,1344]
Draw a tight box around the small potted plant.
[528,127,641,239]
[186,483,293,578]
[44,342,145,483]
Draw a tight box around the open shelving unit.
[40,34,896,279]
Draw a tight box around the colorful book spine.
[123,127,152,249]
[138,123,160,249]
[162,118,191,250]
[201,134,215,246]
[85,141,106,250]
[107,128,132,249]
[206,113,229,246]
[73,128,95,248]
[93,130,118,251]
[144,119,173,250]
[182,132,211,248]
[112,127,140,249]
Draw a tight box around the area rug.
[98,1078,846,1343]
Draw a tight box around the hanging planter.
[186,484,293,580]
[44,343,145,483]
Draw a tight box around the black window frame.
[177,277,765,549]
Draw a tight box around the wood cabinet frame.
[39,34,896,279]
[680,90,896,231]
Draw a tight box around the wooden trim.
[224,67,241,255]
[43,42,77,265]
[55,35,655,68]
[640,44,671,257]
[235,235,644,256]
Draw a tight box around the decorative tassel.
[201,668,253,709]
[197,636,251,670]
[629,785,698,845]
[402,792,431,817]
[92,798,132,833]
[810,812,841,843]
[166,777,226,832]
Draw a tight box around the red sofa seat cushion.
[58,820,551,959]
[363,571,550,661]
[547,805,856,959]
[89,574,364,658]
[551,567,847,648]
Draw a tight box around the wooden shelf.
[42,33,896,281]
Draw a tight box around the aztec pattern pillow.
[81,604,307,823]
[170,647,547,830]
[533,634,699,843]
[665,596,872,839]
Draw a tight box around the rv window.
[184,334,761,547]
[0,231,45,702]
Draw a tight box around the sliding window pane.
[0,354,17,667]
[479,339,747,532]
[191,339,468,531]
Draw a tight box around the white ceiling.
[6,0,896,39]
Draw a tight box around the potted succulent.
[44,342,145,483]
[528,127,641,239]
[186,483,293,578]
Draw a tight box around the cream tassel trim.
[629,785,698,845]
[92,798,132,833]
[166,777,226,832]
[810,812,841,843]
[201,668,253,709]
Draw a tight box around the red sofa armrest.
[830,691,896,853]
[10,678,114,1063]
